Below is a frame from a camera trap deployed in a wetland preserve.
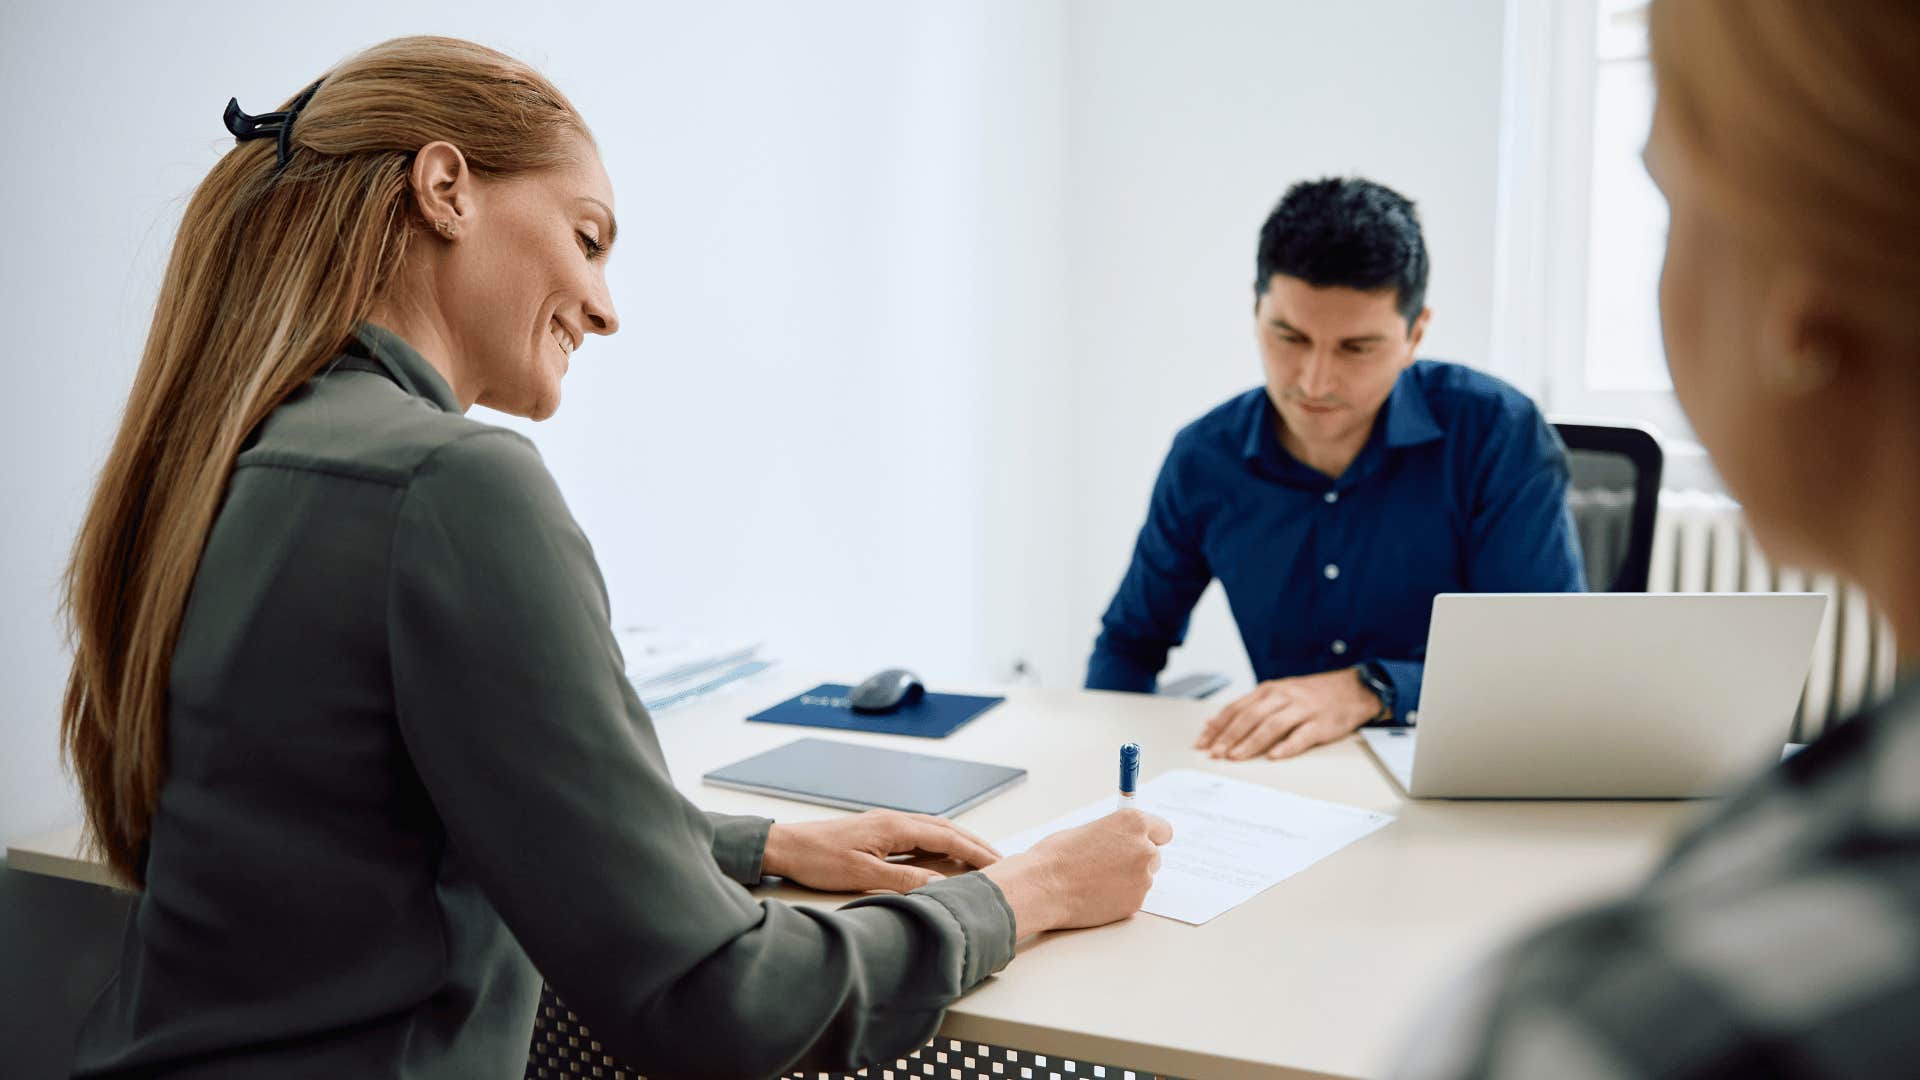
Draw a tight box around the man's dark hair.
[1255,177,1429,325]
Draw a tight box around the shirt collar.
[1241,395,1282,464]
[1240,363,1445,465]
[1380,365,1444,449]
[346,322,462,414]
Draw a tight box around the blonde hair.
[1648,0,1920,304]
[62,36,590,889]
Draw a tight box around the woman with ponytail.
[65,35,1169,1078]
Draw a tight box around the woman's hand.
[981,809,1173,937]
[762,810,1002,893]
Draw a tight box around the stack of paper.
[996,769,1394,925]
[614,626,774,713]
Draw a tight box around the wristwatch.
[1354,661,1396,723]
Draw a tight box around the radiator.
[1647,490,1900,740]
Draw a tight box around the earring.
[1762,338,1839,395]
[433,218,459,239]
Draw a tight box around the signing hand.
[981,808,1173,937]
[761,810,1001,894]
[1193,668,1379,761]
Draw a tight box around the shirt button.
[1324,563,1340,580]
[1323,491,1339,504]
[1331,639,1348,655]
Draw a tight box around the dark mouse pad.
[745,684,1003,738]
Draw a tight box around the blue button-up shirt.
[1086,360,1585,719]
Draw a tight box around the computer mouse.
[849,668,926,714]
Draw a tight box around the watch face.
[1357,664,1393,720]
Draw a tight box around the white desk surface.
[8,669,1706,1079]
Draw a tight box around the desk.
[8,670,1702,1079]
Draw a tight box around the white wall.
[0,0,1507,840]
[475,3,1074,692]
[1064,0,1509,692]
[0,0,1072,839]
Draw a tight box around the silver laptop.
[1361,593,1827,798]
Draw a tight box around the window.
[1492,0,1703,457]
[1584,3,1666,395]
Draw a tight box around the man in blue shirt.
[1087,177,1584,760]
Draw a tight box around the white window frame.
[1490,0,1700,453]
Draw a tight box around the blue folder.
[746,684,1003,739]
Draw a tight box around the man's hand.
[761,810,1001,894]
[1193,667,1381,760]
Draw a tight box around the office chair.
[1554,421,1664,593]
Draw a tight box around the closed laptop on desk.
[1368,593,1826,799]
[703,737,1026,816]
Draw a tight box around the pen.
[1118,742,1140,811]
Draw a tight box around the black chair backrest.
[1553,422,1663,592]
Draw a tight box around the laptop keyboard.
[1361,728,1417,791]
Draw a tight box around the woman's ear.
[409,141,472,239]
[1758,270,1854,397]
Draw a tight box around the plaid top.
[1397,678,1920,1079]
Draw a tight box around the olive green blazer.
[73,325,1014,1079]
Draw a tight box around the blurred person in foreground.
[1397,2,1920,1076]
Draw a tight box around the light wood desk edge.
[7,824,121,890]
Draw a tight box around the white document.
[996,769,1394,925]
[615,625,762,688]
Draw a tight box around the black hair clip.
[224,78,325,171]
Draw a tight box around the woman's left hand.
[761,810,1002,893]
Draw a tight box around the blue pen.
[1118,742,1140,811]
